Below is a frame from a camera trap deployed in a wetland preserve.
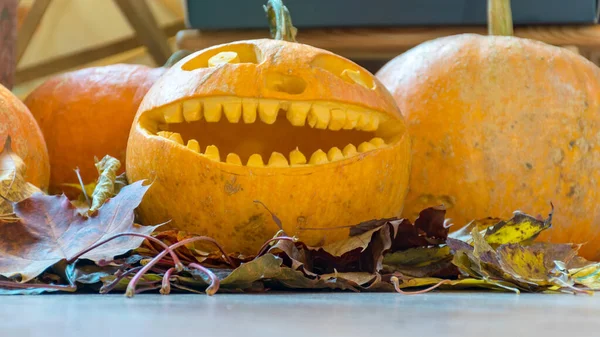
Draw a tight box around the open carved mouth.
[139,96,405,167]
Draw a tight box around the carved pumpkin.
[376,0,600,259]
[126,0,411,254]
[24,64,167,196]
[0,84,49,189]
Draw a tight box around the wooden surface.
[16,0,51,63]
[15,22,183,85]
[114,0,173,65]
[2,293,600,337]
[177,25,600,60]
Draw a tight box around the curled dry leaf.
[0,137,42,220]
[89,155,122,214]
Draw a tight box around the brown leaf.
[0,181,158,282]
[0,136,42,219]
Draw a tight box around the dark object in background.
[0,0,17,89]
[185,0,600,30]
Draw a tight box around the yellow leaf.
[484,211,552,246]
[88,155,121,213]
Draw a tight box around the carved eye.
[181,43,263,70]
[310,54,376,90]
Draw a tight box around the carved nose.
[265,72,307,95]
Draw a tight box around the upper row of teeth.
[157,131,387,166]
[158,98,381,131]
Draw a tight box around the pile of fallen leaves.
[1,138,599,296]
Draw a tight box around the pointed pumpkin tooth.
[208,51,240,67]
[163,104,184,123]
[204,101,222,122]
[308,105,330,129]
[259,100,280,124]
[363,114,379,131]
[289,148,307,166]
[247,154,264,167]
[286,102,311,126]
[327,147,344,162]
[242,99,258,124]
[223,101,242,123]
[309,149,328,165]
[343,110,359,130]
[369,137,385,147]
[187,139,200,153]
[204,145,220,161]
[268,152,289,167]
[329,109,346,131]
[358,141,376,153]
[226,153,242,165]
[342,144,357,157]
[168,133,184,145]
[183,99,202,122]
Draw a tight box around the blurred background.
[6,0,600,99]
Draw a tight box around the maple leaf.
[0,180,159,282]
[0,136,42,220]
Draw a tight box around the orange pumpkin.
[126,0,411,254]
[23,63,167,196]
[0,84,49,189]
[376,0,600,259]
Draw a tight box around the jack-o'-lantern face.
[126,2,411,254]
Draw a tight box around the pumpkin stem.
[263,0,297,42]
[488,0,514,36]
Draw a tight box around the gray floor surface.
[1,292,599,337]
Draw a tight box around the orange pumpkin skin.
[376,34,600,259]
[24,64,166,195]
[126,39,412,254]
[0,84,50,189]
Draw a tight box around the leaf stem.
[390,276,452,295]
[126,236,227,297]
[74,167,91,206]
[66,232,183,271]
[0,280,77,292]
[188,263,220,296]
[256,236,298,257]
[160,267,176,295]
[99,266,143,294]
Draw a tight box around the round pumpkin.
[376,0,600,259]
[23,63,167,196]
[126,0,411,254]
[0,84,50,189]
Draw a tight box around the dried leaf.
[392,277,520,293]
[0,181,158,282]
[89,155,121,213]
[383,246,457,278]
[496,243,576,289]
[484,211,552,246]
[569,263,600,289]
[0,136,42,218]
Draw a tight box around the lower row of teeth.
[156,131,386,166]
